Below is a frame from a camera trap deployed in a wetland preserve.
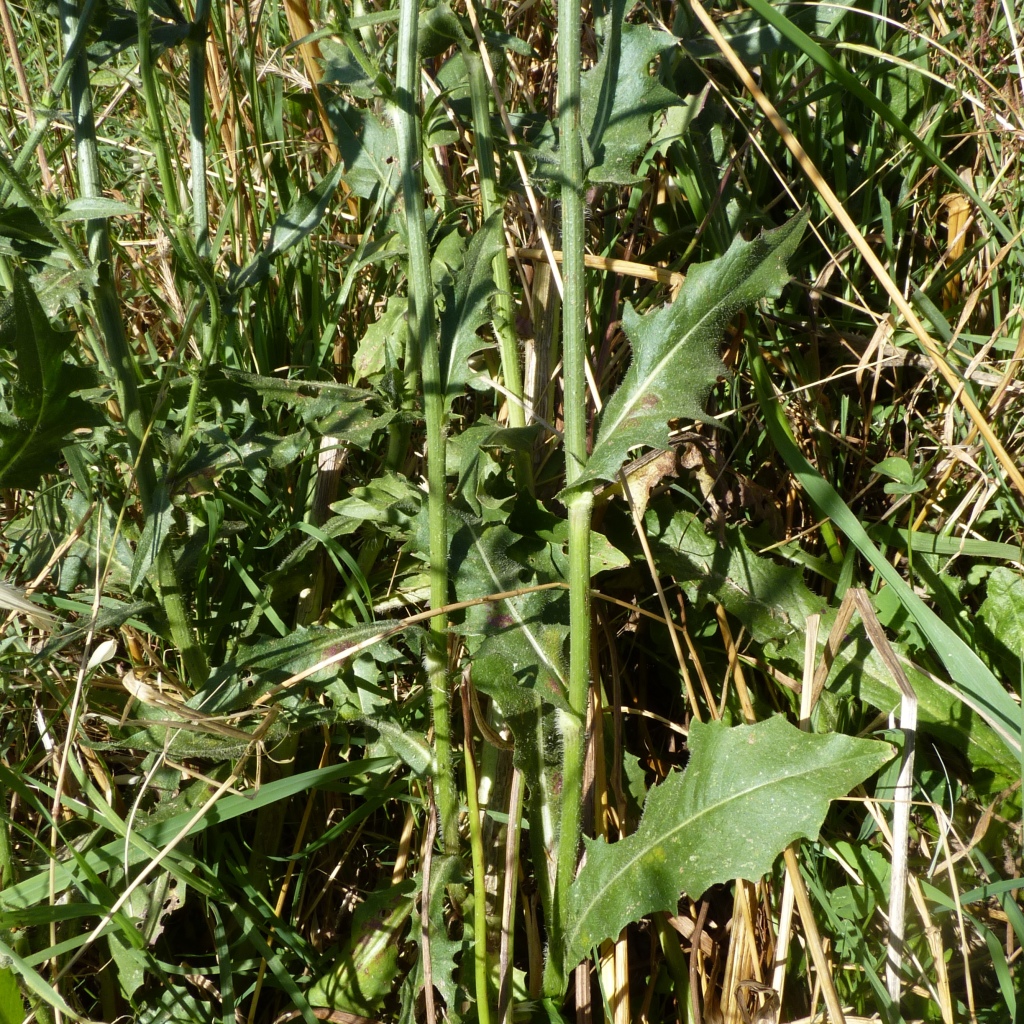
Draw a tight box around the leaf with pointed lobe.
[562,213,807,500]
[564,715,893,971]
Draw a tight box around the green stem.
[137,0,181,220]
[394,0,459,857]
[0,0,99,203]
[57,0,208,687]
[462,682,493,1024]
[546,0,590,997]
[169,1,219,479]
[189,1,211,260]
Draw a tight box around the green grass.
[0,0,1022,1022]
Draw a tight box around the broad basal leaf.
[306,883,414,1016]
[562,212,807,498]
[563,715,893,971]
[978,567,1024,661]
[646,503,826,661]
[582,1,682,184]
[0,269,103,489]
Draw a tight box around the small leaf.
[320,37,380,100]
[170,423,311,491]
[563,212,807,498]
[564,716,893,971]
[449,511,569,710]
[29,266,98,317]
[872,456,915,484]
[324,100,400,200]
[55,197,137,221]
[439,215,504,415]
[230,165,345,292]
[266,163,345,260]
[353,295,408,381]
[418,1,464,57]
[582,11,683,184]
[366,716,436,776]
[216,368,392,449]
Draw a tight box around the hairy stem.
[137,0,181,221]
[546,0,590,997]
[394,0,459,857]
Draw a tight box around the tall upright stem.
[189,1,211,262]
[137,0,181,221]
[58,0,208,686]
[394,0,460,856]
[546,0,592,997]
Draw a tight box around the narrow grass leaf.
[736,0,1015,248]
[0,760,390,912]
[750,345,1024,760]
[0,937,79,1020]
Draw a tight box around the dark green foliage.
[1,0,1022,1021]
[0,269,103,489]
